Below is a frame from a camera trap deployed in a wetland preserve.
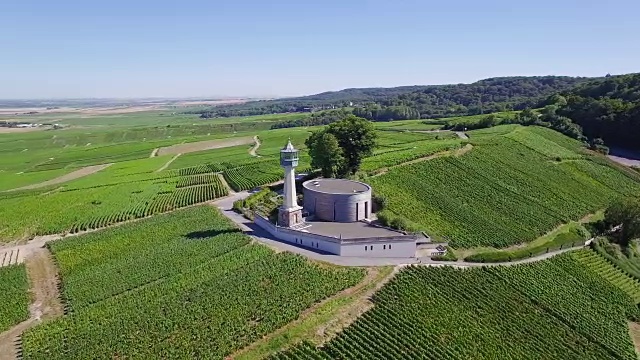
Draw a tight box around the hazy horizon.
[2,0,639,99]
[0,72,622,102]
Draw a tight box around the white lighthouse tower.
[279,139,303,227]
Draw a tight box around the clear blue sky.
[1,0,638,99]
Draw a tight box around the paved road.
[608,154,640,167]
[213,192,585,268]
[608,147,640,167]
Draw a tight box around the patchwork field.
[1,121,465,242]
[21,206,364,359]
[272,254,640,360]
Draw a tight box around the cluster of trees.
[604,198,640,248]
[353,105,420,121]
[270,109,351,129]
[557,73,640,150]
[305,116,377,178]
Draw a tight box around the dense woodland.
[557,74,640,150]
[353,76,590,120]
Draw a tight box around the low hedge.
[465,229,585,263]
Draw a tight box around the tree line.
[269,109,351,129]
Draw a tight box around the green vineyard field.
[223,162,284,191]
[573,249,640,303]
[272,254,640,360]
[369,126,640,248]
[21,206,364,359]
[361,139,462,172]
[0,158,229,242]
[0,264,30,332]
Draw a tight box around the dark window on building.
[356,202,359,221]
[333,202,336,221]
[365,201,369,218]
[365,246,367,251]
[389,244,392,250]
[383,245,386,250]
[370,245,373,251]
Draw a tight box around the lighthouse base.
[278,206,303,228]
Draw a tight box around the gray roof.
[302,220,410,240]
[303,178,370,194]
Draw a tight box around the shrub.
[390,217,409,231]
[431,246,458,261]
[372,193,388,212]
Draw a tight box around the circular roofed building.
[303,178,372,223]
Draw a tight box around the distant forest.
[194,76,592,119]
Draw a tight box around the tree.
[517,108,538,125]
[325,116,377,175]
[306,115,377,177]
[306,132,344,178]
[548,94,568,106]
[605,198,640,247]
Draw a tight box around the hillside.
[196,76,594,119]
[369,125,640,248]
[272,254,640,360]
[558,73,640,150]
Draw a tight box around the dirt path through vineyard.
[0,248,63,360]
[231,266,395,359]
[156,153,181,172]
[249,135,261,157]
[5,163,112,192]
[372,143,473,177]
